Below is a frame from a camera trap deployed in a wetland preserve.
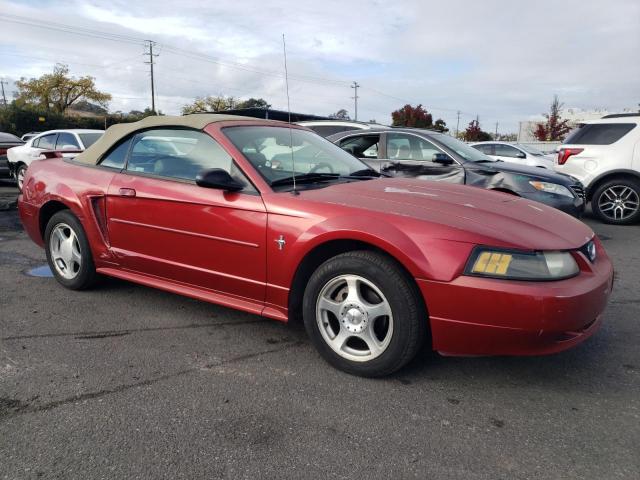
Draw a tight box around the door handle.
[118,188,136,197]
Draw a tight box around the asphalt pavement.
[1,178,639,479]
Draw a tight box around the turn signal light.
[557,148,584,165]
[472,252,513,275]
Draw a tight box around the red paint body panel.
[18,120,614,357]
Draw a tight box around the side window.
[125,129,255,192]
[56,132,81,150]
[386,133,442,162]
[495,144,521,158]
[564,123,636,145]
[99,138,132,170]
[474,144,494,155]
[338,135,379,159]
[36,134,57,150]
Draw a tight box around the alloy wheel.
[598,185,640,221]
[49,222,82,280]
[316,274,393,362]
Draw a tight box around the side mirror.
[516,151,527,159]
[195,168,244,192]
[432,153,454,165]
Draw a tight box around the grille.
[570,184,585,198]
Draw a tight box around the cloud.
[0,0,638,132]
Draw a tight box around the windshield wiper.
[473,159,499,163]
[344,168,381,178]
[270,172,340,187]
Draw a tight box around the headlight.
[529,181,574,198]
[466,247,579,280]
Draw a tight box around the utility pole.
[351,81,360,121]
[455,110,461,137]
[0,79,8,108]
[144,40,159,114]
[495,121,499,138]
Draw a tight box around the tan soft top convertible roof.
[74,113,256,165]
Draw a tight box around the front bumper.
[520,190,585,217]
[418,245,613,356]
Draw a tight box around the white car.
[470,141,555,169]
[554,115,640,224]
[8,129,103,190]
[296,120,381,138]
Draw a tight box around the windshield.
[224,126,374,187]
[517,144,545,156]
[78,133,103,148]
[433,134,496,162]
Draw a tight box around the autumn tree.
[533,95,571,141]
[14,64,111,114]
[463,119,492,141]
[391,104,433,128]
[328,109,350,120]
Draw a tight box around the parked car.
[554,115,640,224]
[18,114,612,377]
[470,141,555,169]
[7,129,104,190]
[0,132,25,179]
[295,120,380,138]
[329,128,585,217]
[21,132,40,142]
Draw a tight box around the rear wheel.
[303,251,427,377]
[16,164,27,192]
[44,210,98,289]
[592,179,640,225]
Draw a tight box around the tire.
[592,178,640,225]
[16,164,27,192]
[302,250,427,377]
[44,210,98,290]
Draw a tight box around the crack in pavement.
[2,319,265,341]
[0,341,305,419]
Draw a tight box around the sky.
[0,0,638,133]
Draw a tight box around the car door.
[335,133,384,171]
[493,144,527,165]
[105,128,268,302]
[381,132,465,183]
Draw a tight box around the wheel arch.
[39,200,72,241]
[287,238,428,329]
[586,170,640,201]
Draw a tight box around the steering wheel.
[309,162,335,174]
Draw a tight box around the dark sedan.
[0,132,24,179]
[328,128,585,217]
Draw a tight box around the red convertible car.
[18,114,613,376]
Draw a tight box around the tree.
[14,64,111,114]
[433,118,449,133]
[181,95,240,114]
[237,97,269,109]
[533,95,571,141]
[391,104,433,128]
[463,119,492,141]
[328,109,350,120]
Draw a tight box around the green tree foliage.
[328,109,350,120]
[391,104,433,128]
[433,118,449,133]
[533,95,571,141]
[181,96,270,114]
[14,64,111,113]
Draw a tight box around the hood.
[295,178,593,250]
[468,160,574,184]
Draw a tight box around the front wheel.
[44,210,98,289]
[303,251,427,377]
[592,179,640,225]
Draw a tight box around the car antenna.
[282,33,298,195]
